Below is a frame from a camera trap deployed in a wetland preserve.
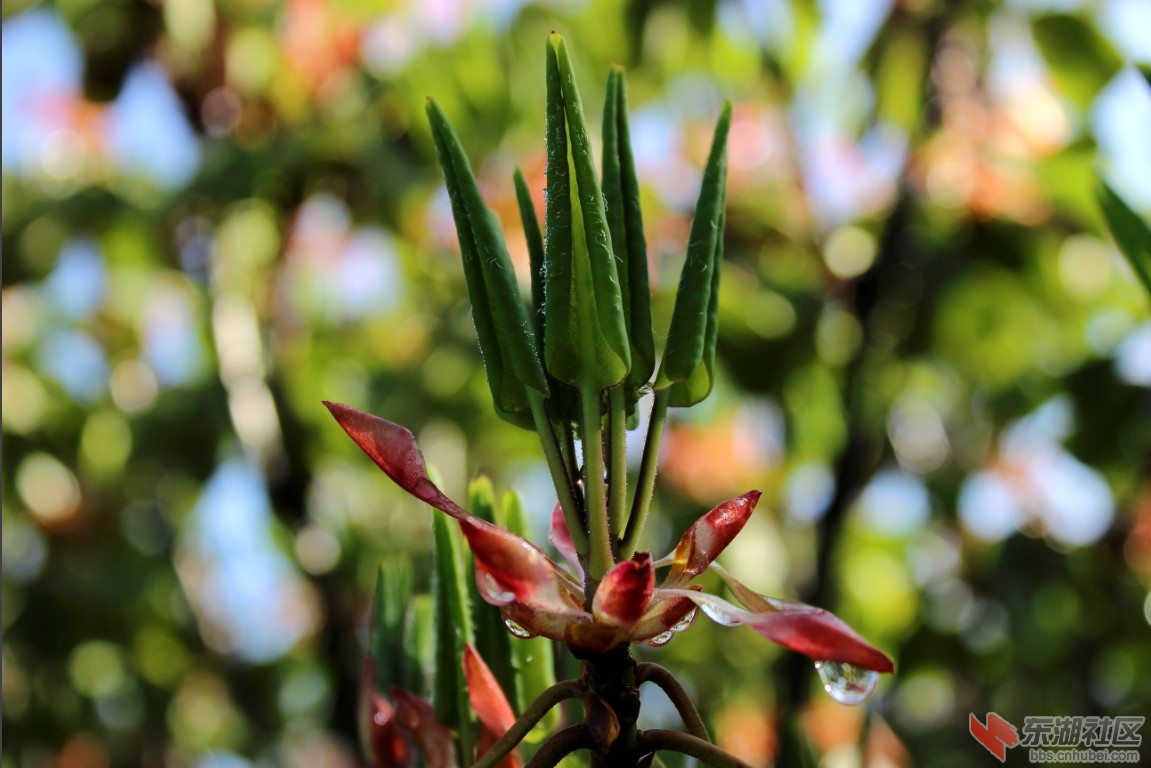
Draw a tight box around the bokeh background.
[3,0,1150,766]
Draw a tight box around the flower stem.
[472,679,586,768]
[607,386,628,544]
[620,388,669,559]
[635,730,753,768]
[529,389,587,554]
[635,663,709,742]
[580,384,614,580]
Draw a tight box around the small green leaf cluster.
[428,32,732,582]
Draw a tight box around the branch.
[635,663,709,742]
[472,679,586,768]
[525,724,595,768]
[636,730,753,768]
[607,386,629,541]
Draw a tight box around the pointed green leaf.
[1031,14,1123,110]
[515,167,581,422]
[514,167,547,343]
[427,99,547,428]
[501,488,560,741]
[406,594,434,696]
[654,102,732,397]
[1099,181,1151,298]
[544,33,631,391]
[667,209,724,406]
[369,557,413,695]
[602,65,655,392]
[431,512,476,756]
[465,476,520,714]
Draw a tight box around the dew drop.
[479,572,515,604]
[670,607,698,633]
[646,631,674,647]
[504,618,537,639]
[700,603,740,627]
[814,661,879,706]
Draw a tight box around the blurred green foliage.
[2,1,1149,767]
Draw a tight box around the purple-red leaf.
[393,688,457,768]
[361,657,413,768]
[325,402,584,621]
[458,516,583,616]
[656,588,894,673]
[324,402,469,518]
[592,553,655,627]
[368,692,412,768]
[664,490,761,587]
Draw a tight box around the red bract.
[664,490,760,587]
[549,502,584,581]
[464,645,523,768]
[393,690,457,768]
[593,554,655,626]
[366,688,410,768]
[655,588,895,674]
[329,403,894,671]
[325,401,467,518]
[458,516,585,617]
[362,658,453,768]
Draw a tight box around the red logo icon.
[970,712,1021,762]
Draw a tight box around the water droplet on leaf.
[670,607,697,633]
[647,631,674,647]
[815,661,879,706]
[504,618,537,639]
[478,572,515,604]
[700,603,740,626]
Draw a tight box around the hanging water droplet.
[504,618,537,639]
[700,603,740,627]
[814,661,879,706]
[670,607,698,633]
[647,631,674,647]
[478,572,515,604]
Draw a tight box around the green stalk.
[528,389,587,554]
[606,386,628,543]
[620,388,670,559]
[580,385,613,580]
[559,419,581,496]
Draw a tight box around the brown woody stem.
[635,730,753,768]
[473,679,587,768]
[526,724,595,768]
[635,663,709,742]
